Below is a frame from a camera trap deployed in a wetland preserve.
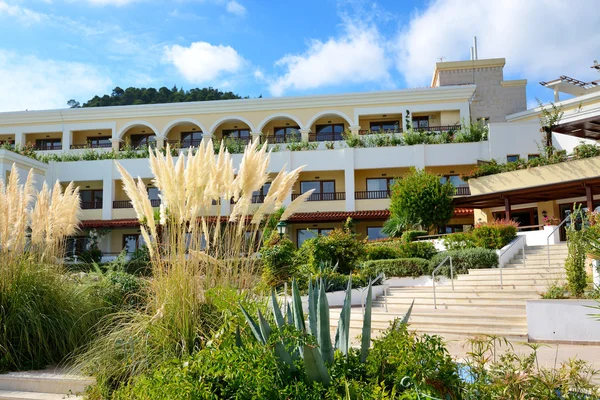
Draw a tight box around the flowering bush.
[543,215,560,226]
[471,219,519,249]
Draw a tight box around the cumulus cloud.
[268,22,391,96]
[393,0,600,86]
[225,0,246,16]
[0,50,112,112]
[0,1,47,24]
[163,41,245,83]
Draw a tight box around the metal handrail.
[432,256,453,309]
[547,215,570,268]
[498,236,526,289]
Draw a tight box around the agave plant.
[240,277,414,386]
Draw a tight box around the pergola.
[554,115,600,140]
[454,177,600,219]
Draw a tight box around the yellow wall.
[165,124,202,141]
[288,222,344,246]
[72,129,112,146]
[355,199,390,211]
[440,110,461,125]
[354,221,385,240]
[109,228,142,253]
[81,209,102,220]
[293,171,346,194]
[261,118,300,137]
[0,134,15,142]
[122,126,156,143]
[425,165,474,177]
[309,116,347,132]
[357,114,403,131]
[214,121,252,140]
[354,168,408,190]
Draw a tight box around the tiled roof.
[454,207,474,216]
[80,219,139,228]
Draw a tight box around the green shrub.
[541,282,568,299]
[442,232,476,250]
[299,228,365,275]
[429,248,498,275]
[366,324,462,398]
[361,258,430,278]
[396,241,437,260]
[565,207,588,297]
[401,230,428,243]
[573,143,600,159]
[79,266,145,311]
[260,234,297,287]
[471,219,518,249]
[365,244,400,260]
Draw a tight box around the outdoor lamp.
[542,210,548,218]
[276,221,287,238]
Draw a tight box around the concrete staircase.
[0,368,94,400]
[332,244,568,342]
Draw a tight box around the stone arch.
[256,113,304,133]
[209,115,256,135]
[117,120,160,139]
[305,110,354,130]
[161,118,208,138]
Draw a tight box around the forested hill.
[69,86,249,108]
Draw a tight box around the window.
[440,175,467,187]
[66,236,90,257]
[315,124,344,141]
[252,182,271,203]
[300,180,335,200]
[223,129,250,140]
[147,187,160,200]
[80,189,103,209]
[369,121,400,132]
[35,138,61,150]
[438,225,465,234]
[123,234,145,253]
[273,126,300,142]
[297,228,332,247]
[181,131,203,147]
[129,134,156,148]
[366,178,395,192]
[367,226,387,240]
[412,116,429,129]
[528,154,540,161]
[88,136,111,147]
[507,154,519,163]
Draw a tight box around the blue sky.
[0,0,599,111]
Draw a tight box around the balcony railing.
[355,190,390,200]
[230,194,266,204]
[454,186,470,196]
[358,129,403,135]
[261,135,300,144]
[81,201,103,210]
[168,139,203,149]
[414,124,461,132]
[33,144,62,151]
[113,199,161,209]
[70,143,112,150]
[309,132,344,142]
[292,192,345,202]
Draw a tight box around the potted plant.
[543,215,561,244]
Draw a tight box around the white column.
[110,138,121,152]
[14,131,25,147]
[349,125,360,135]
[343,148,355,212]
[220,196,231,216]
[251,131,261,144]
[155,136,165,150]
[459,103,471,125]
[102,168,114,220]
[62,129,72,153]
[299,128,311,142]
[202,132,213,142]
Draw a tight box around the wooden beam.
[504,196,511,221]
[586,185,594,211]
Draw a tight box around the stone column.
[155,136,165,150]
[349,125,361,135]
[202,132,213,142]
[299,128,311,142]
[102,168,114,220]
[110,138,122,152]
[62,129,72,153]
[220,196,231,216]
[14,131,25,147]
[251,131,262,144]
[343,148,355,212]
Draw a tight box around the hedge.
[429,248,498,276]
[401,230,428,243]
[361,258,431,278]
[366,240,437,261]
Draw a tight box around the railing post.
[432,277,437,310]
[522,236,526,268]
[450,256,454,291]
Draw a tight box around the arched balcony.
[258,115,303,144]
[120,124,157,150]
[211,117,253,145]
[164,121,204,149]
[307,111,353,142]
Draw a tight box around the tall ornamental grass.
[0,164,99,371]
[76,140,312,391]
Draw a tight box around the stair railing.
[498,236,526,289]
[432,256,453,309]
[547,215,570,268]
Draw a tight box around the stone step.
[505,261,565,267]
[517,253,568,259]
[0,390,82,400]
[0,370,94,396]
[457,274,564,281]
[374,297,527,306]
[383,290,539,299]
[467,267,564,275]
[426,283,552,291]
[346,312,527,325]
[339,325,528,342]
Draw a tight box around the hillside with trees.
[68,86,248,108]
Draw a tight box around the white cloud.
[0,50,112,112]
[268,21,391,96]
[0,1,47,24]
[394,0,600,86]
[163,41,245,83]
[225,0,245,16]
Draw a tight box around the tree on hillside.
[69,86,246,108]
[386,168,455,233]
